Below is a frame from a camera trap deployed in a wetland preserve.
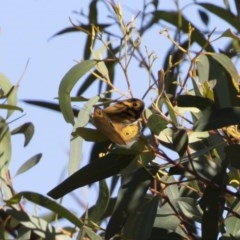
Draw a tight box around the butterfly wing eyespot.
[112,120,142,145]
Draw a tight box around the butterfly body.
[91,98,144,145]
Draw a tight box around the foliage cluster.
[2,1,240,239]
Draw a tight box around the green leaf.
[177,95,214,111]
[81,226,103,240]
[147,114,168,135]
[24,100,80,117]
[48,150,137,199]
[220,28,240,40]
[105,166,158,240]
[0,117,11,175]
[68,96,100,175]
[6,207,71,239]
[199,186,220,240]
[150,228,185,239]
[196,54,209,84]
[223,216,240,238]
[123,196,159,240]
[163,95,178,126]
[225,145,240,169]
[72,127,108,142]
[76,73,98,96]
[194,107,240,131]
[58,60,98,125]
[178,198,202,222]
[15,153,42,176]
[7,192,83,228]
[11,122,34,147]
[208,52,239,91]
[154,199,180,230]
[152,177,187,237]
[198,9,209,26]
[0,104,23,112]
[17,227,31,240]
[198,3,240,31]
[172,128,188,157]
[51,24,111,39]
[87,180,110,223]
[207,55,237,107]
[188,131,209,143]
[91,43,110,79]
[0,73,18,118]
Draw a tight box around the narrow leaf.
[172,128,188,157]
[11,122,34,147]
[0,104,23,112]
[198,3,240,31]
[198,9,209,26]
[6,208,65,239]
[24,100,80,117]
[0,117,11,175]
[72,127,108,142]
[194,107,240,131]
[208,52,239,91]
[196,54,209,84]
[147,114,168,135]
[123,196,159,240]
[105,166,158,240]
[87,180,110,223]
[48,150,136,199]
[58,60,97,125]
[177,95,214,111]
[225,145,240,169]
[68,96,100,175]
[221,28,240,40]
[7,192,83,228]
[0,73,18,118]
[15,153,42,176]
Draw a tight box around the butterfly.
[103,98,144,123]
[90,98,144,145]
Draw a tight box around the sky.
[0,0,234,219]
[0,0,174,199]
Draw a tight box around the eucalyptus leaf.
[147,114,168,135]
[0,73,18,118]
[225,145,240,169]
[15,153,42,176]
[198,3,240,31]
[72,127,108,142]
[87,180,110,223]
[7,192,83,228]
[195,107,240,131]
[24,100,80,117]
[11,122,34,147]
[172,128,188,157]
[0,117,11,177]
[208,52,239,91]
[123,196,159,240]
[105,166,158,240]
[48,150,136,199]
[68,96,100,175]
[196,54,209,84]
[177,95,214,111]
[58,60,98,125]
